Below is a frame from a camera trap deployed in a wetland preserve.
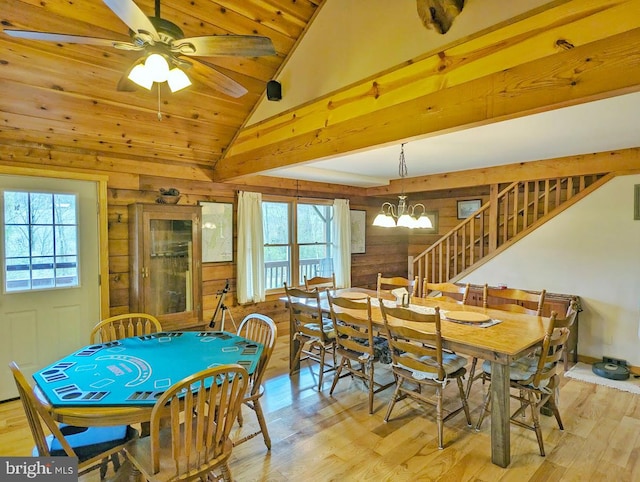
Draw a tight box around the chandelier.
[372,143,433,229]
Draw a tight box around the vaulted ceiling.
[0,0,323,172]
[1,0,639,193]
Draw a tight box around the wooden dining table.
[282,287,552,468]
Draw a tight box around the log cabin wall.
[3,146,638,336]
[0,144,411,336]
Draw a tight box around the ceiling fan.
[3,0,276,97]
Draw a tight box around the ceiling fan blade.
[173,35,276,57]
[103,0,159,41]
[3,29,133,48]
[189,58,248,98]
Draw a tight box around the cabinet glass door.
[147,218,194,316]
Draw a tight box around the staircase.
[412,173,612,293]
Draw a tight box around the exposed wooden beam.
[367,148,640,195]
[214,0,640,181]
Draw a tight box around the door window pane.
[3,191,80,292]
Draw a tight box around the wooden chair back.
[528,314,570,389]
[284,284,330,341]
[423,281,470,304]
[377,273,418,297]
[542,298,576,365]
[9,361,75,458]
[237,313,277,397]
[304,273,336,291]
[379,304,444,380]
[9,361,135,477]
[328,293,375,359]
[90,313,162,344]
[143,365,248,479]
[483,285,546,316]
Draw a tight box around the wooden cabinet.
[129,203,202,331]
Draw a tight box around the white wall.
[461,174,640,366]
[249,0,555,124]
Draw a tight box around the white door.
[0,175,101,401]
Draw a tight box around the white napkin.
[391,287,409,306]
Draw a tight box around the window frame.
[2,189,81,293]
[263,195,333,293]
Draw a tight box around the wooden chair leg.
[529,392,545,456]
[329,358,346,396]
[253,399,272,450]
[465,357,478,398]
[317,344,326,390]
[455,376,473,426]
[237,405,244,427]
[436,386,444,449]
[384,378,403,422]
[474,383,492,431]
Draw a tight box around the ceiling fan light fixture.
[144,53,169,82]
[167,67,191,92]
[128,63,153,90]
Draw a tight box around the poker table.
[33,331,263,427]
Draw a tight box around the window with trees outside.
[3,190,80,292]
[263,198,333,291]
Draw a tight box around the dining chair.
[89,312,163,441]
[233,313,277,450]
[553,299,579,371]
[304,273,336,291]
[327,293,394,414]
[466,286,547,397]
[422,281,470,304]
[475,312,569,456]
[379,302,472,449]
[377,273,419,297]
[124,364,248,482]
[285,283,336,390]
[483,285,546,315]
[9,361,137,480]
[89,313,162,344]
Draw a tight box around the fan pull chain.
[157,84,162,121]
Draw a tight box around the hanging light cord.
[157,84,162,121]
[398,143,408,178]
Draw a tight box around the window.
[3,191,79,292]
[263,199,333,290]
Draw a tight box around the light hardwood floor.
[2,336,640,481]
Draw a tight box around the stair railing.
[412,174,607,293]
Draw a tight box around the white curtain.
[237,191,265,303]
[332,199,351,288]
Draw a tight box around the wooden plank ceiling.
[1,0,639,190]
[0,0,322,175]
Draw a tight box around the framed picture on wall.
[200,202,233,262]
[350,210,366,254]
[457,199,482,219]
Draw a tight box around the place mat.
[444,311,490,324]
[338,291,369,300]
[370,299,501,327]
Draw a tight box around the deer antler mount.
[417,0,465,34]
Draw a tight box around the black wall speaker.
[266,80,282,101]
